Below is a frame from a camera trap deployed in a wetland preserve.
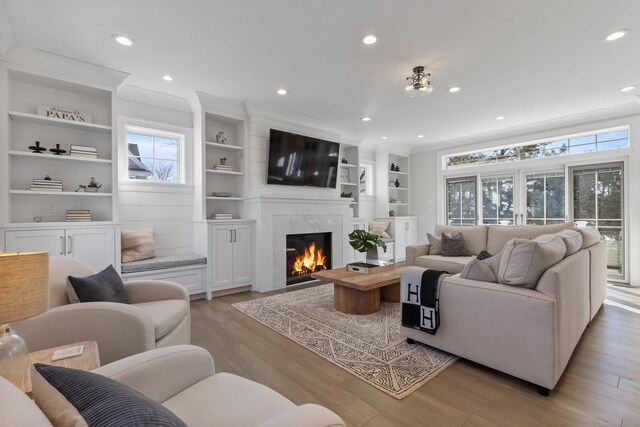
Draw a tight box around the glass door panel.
[571,163,624,279]
[481,175,514,225]
[525,172,565,225]
[446,176,477,226]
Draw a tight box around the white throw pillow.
[497,235,566,289]
[460,253,502,283]
[368,221,391,238]
[555,229,583,256]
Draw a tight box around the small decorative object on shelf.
[389,210,395,217]
[33,216,43,222]
[216,131,227,144]
[77,177,101,193]
[220,157,227,165]
[394,178,400,188]
[69,145,98,159]
[37,105,92,123]
[66,209,92,222]
[390,163,395,171]
[31,176,62,192]
[341,191,353,198]
[341,157,348,164]
[49,143,66,156]
[394,165,400,172]
[28,141,47,153]
[213,159,233,171]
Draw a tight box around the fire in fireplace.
[286,232,332,285]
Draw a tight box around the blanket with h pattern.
[401,267,448,335]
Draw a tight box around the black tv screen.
[267,129,339,188]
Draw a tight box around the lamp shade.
[0,252,49,324]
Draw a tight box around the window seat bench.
[121,253,209,300]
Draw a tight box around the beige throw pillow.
[460,252,502,283]
[368,221,391,238]
[121,230,156,263]
[427,233,442,255]
[555,229,583,256]
[497,235,566,289]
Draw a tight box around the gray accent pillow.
[460,252,502,282]
[498,236,566,289]
[427,233,443,255]
[33,364,187,427]
[68,265,128,304]
[476,250,493,261]
[441,232,471,257]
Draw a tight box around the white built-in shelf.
[389,202,408,206]
[350,202,358,205]
[205,169,244,176]
[10,190,112,197]
[9,150,112,164]
[340,163,357,168]
[206,196,244,201]
[205,141,244,151]
[389,170,407,176]
[388,186,408,190]
[8,111,112,133]
[341,182,358,186]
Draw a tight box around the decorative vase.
[390,163,395,171]
[394,178,400,188]
[216,131,227,144]
[220,158,227,165]
[365,247,379,264]
[85,187,98,193]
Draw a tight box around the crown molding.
[117,85,192,113]
[0,4,14,56]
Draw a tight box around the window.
[125,126,185,183]
[446,176,477,226]
[481,175,514,225]
[359,162,374,196]
[445,128,628,169]
[526,172,565,225]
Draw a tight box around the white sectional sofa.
[403,223,606,394]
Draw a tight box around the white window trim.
[118,117,193,191]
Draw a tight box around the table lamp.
[0,252,49,386]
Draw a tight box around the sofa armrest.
[406,244,430,265]
[125,280,189,304]
[258,404,346,427]
[93,345,215,404]
[12,303,155,365]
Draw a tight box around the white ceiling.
[2,0,640,149]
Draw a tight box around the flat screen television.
[267,129,340,188]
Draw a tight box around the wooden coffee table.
[312,264,409,315]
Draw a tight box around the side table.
[20,340,100,394]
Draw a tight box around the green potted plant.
[348,229,387,264]
[79,177,102,193]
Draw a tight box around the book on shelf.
[70,152,98,158]
[30,187,63,192]
[70,145,97,152]
[32,179,62,184]
[213,164,233,169]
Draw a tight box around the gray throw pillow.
[497,236,566,289]
[427,233,443,255]
[32,364,187,427]
[441,232,471,257]
[460,252,501,282]
[68,265,128,304]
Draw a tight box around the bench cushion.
[121,254,207,274]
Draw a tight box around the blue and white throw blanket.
[401,267,448,335]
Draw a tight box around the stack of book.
[69,145,98,159]
[212,163,233,171]
[66,210,92,222]
[211,213,233,220]
[31,178,63,192]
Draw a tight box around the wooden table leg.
[380,282,400,302]
[334,284,380,314]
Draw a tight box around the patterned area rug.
[232,283,457,399]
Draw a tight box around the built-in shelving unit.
[8,111,112,133]
[339,145,360,216]
[9,150,112,164]
[387,153,410,217]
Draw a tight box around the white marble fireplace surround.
[248,195,353,292]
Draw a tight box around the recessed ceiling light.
[113,34,134,46]
[361,117,371,122]
[162,74,173,82]
[361,34,379,45]
[495,116,505,120]
[382,136,388,140]
[620,85,637,92]
[604,30,628,41]
[276,89,288,95]
[417,134,424,138]
[448,87,461,93]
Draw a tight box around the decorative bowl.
[212,192,233,197]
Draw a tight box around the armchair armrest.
[406,244,430,265]
[12,303,155,364]
[93,345,215,403]
[258,404,346,427]
[125,280,189,304]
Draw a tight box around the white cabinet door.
[394,219,408,261]
[5,229,65,256]
[406,218,418,247]
[66,227,115,271]
[232,224,253,286]
[347,220,368,263]
[211,225,233,290]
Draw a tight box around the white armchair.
[12,256,190,364]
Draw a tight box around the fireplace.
[286,232,332,285]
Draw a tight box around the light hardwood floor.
[190,284,640,427]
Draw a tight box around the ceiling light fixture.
[405,66,434,97]
[361,117,372,122]
[448,87,460,93]
[417,134,424,138]
[113,34,134,46]
[382,136,388,140]
[162,74,173,82]
[620,85,636,92]
[362,34,379,45]
[495,116,505,120]
[604,30,628,41]
[276,89,288,95]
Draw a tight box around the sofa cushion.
[414,255,474,274]
[497,235,566,289]
[427,233,445,255]
[131,300,189,340]
[368,221,391,238]
[460,253,501,282]
[486,222,574,254]
[163,372,296,427]
[441,232,472,257]
[434,225,488,255]
[577,227,601,248]
[0,376,51,427]
[32,363,187,427]
[68,265,127,304]
[121,254,207,274]
[556,229,583,256]
[121,229,157,263]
